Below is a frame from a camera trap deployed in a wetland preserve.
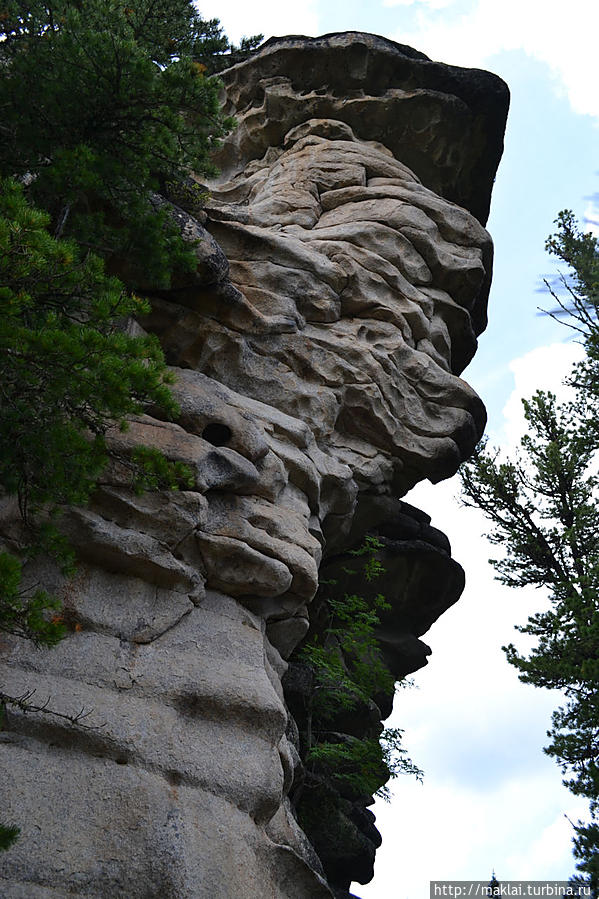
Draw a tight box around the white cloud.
[383,0,456,9]
[196,0,319,44]
[392,0,599,119]
[506,805,588,878]
[356,475,588,898]
[360,769,586,897]
[584,200,599,238]
[356,334,589,896]
[500,341,584,448]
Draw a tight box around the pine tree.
[0,0,240,285]
[0,176,192,639]
[0,2,259,646]
[0,2,261,849]
[460,212,599,892]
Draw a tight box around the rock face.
[0,33,508,898]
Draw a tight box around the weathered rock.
[215,32,508,228]
[0,32,508,899]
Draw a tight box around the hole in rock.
[201,422,232,446]
[167,769,184,787]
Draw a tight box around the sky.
[195,1,599,895]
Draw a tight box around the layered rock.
[0,33,508,898]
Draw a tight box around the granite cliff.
[0,32,508,898]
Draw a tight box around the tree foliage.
[0,706,19,851]
[460,211,599,891]
[0,176,191,643]
[291,536,422,880]
[0,0,256,644]
[545,211,599,321]
[305,725,422,803]
[0,0,246,286]
[298,536,422,803]
[0,824,20,853]
[0,179,179,512]
[0,2,261,849]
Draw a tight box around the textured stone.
[0,32,507,899]
[61,507,204,597]
[196,105,493,496]
[215,32,509,227]
[61,567,194,644]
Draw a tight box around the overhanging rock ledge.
[0,32,508,899]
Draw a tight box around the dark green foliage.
[189,20,264,74]
[0,177,179,517]
[545,211,599,318]
[0,1,240,651]
[302,536,394,719]
[0,0,236,286]
[0,552,65,647]
[0,2,235,645]
[0,177,189,645]
[130,446,194,494]
[461,393,599,599]
[0,0,247,851]
[307,727,422,801]
[0,704,20,852]
[460,211,599,892]
[298,536,422,802]
[301,589,394,719]
[291,537,421,885]
[0,824,20,853]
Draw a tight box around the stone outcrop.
[0,33,508,898]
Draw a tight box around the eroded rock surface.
[0,33,508,899]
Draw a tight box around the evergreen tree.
[0,3,261,849]
[460,212,599,892]
[0,1,259,645]
[0,177,192,641]
[0,0,242,285]
[293,536,422,871]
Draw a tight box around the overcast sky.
[195,2,599,895]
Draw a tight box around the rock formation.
[0,33,508,898]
